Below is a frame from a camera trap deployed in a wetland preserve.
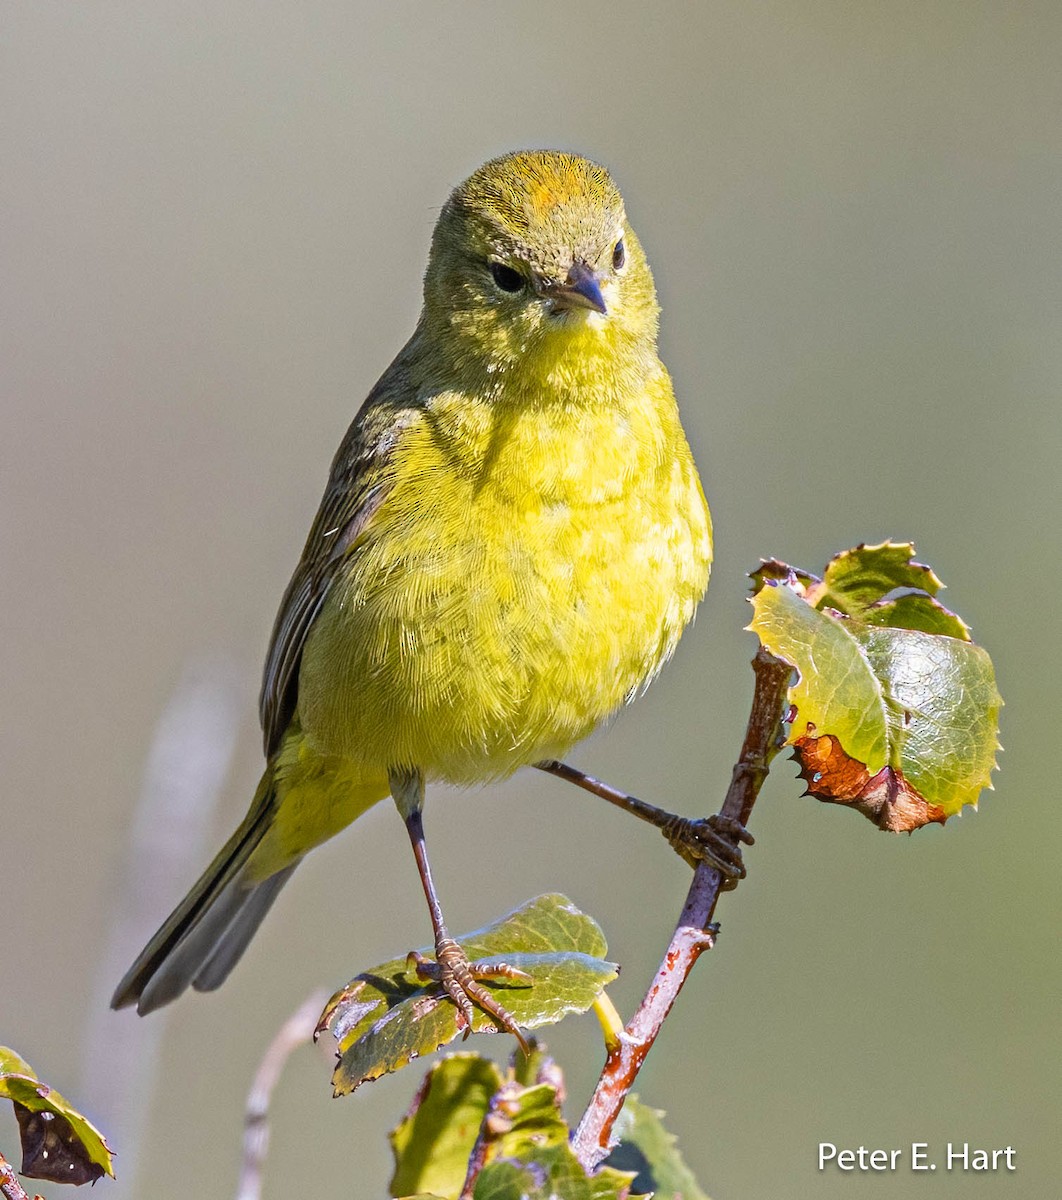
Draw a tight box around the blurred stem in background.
[79,659,242,1196]
[235,990,330,1200]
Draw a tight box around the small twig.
[0,1153,38,1200]
[235,989,330,1200]
[572,647,792,1170]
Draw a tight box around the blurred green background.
[3,2,1059,1197]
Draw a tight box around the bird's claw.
[662,813,754,890]
[407,939,531,1053]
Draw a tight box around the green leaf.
[510,1040,555,1090]
[750,578,889,772]
[468,1079,633,1198]
[0,1046,115,1184]
[482,1081,571,1158]
[390,1050,631,1200]
[807,541,945,616]
[473,1144,634,1200]
[850,624,1001,814]
[0,1049,35,1077]
[806,541,972,639]
[859,591,971,639]
[320,895,618,1094]
[390,1055,504,1199]
[606,1095,710,1200]
[748,547,1002,831]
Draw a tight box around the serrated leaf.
[0,1046,115,1184]
[390,1056,504,1199]
[860,591,971,639]
[606,1095,710,1200]
[474,1144,634,1200]
[850,624,1000,814]
[748,564,1001,831]
[806,541,944,617]
[320,895,617,1094]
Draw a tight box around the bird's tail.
[111,771,294,1015]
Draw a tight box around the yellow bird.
[113,150,745,1043]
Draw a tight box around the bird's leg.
[390,769,531,1052]
[535,760,753,891]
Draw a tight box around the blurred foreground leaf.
[605,1095,709,1199]
[389,1051,633,1200]
[473,1145,635,1200]
[465,1069,633,1200]
[390,1055,504,1198]
[749,542,1002,831]
[319,895,618,1094]
[0,1046,114,1184]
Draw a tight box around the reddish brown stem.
[0,1153,37,1200]
[572,647,792,1170]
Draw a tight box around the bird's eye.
[489,262,525,293]
[612,239,626,271]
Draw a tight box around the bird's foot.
[662,813,754,890]
[407,938,532,1053]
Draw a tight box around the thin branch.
[572,647,792,1170]
[0,1153,38,1200]
[235,989,331,1200]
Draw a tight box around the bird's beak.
[546,261,608,315]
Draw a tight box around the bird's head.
[422,151,659,376]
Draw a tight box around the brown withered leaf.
[13,1101,105,1186]
[0,1047,114,1185]
[793,729,947,832]
[749,559,815,593]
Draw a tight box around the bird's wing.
[259,382,419,758]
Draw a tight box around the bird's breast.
[297,378,711,783]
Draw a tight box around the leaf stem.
[571,647,792,1170]
[591,993,626,1053]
